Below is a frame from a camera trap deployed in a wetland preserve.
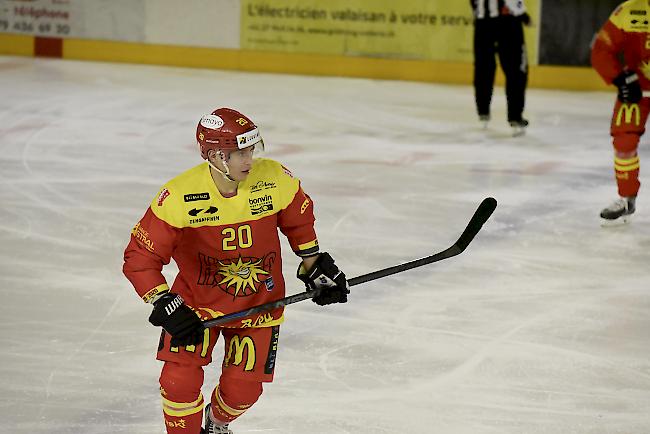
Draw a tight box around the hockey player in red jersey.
[591,0,649,224]
[123,108,349,434]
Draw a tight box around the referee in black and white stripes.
[470,0,530,135]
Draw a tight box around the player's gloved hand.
[613,70,642,103]
[297,252,350,306]
[148,292,205,347]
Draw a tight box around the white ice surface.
[0,56,649,434]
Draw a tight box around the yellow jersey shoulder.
[246,158,300,191]
[248,158,299,183]
[610,0,649,32]
[244,158,301,209]
[150,162,212,227]
[148,159,304,227]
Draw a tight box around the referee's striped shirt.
[471,0,527,19]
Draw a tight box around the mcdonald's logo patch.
[225,335,255,371]
[615,103,641,126]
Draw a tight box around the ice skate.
[479,114,490,129]
[600,196,636,225]
[204,404,233,434]
[509,118,529,137]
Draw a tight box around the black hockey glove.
[613,70,642,103]
[297,252,350,306]
[148,292,205,347]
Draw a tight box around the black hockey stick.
[202,197,497,328]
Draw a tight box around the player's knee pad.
[210,378,263,422]
[612,133,640,154]
[219,377,263,406]
[159,362,204,401]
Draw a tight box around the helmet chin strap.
[207,151,236,182]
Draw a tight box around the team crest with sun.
[217,256,270,297]
[197,252,277,299]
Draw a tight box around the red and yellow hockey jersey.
[592,0,650,89]
[123,158,318,328]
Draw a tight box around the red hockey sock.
[614,155,640,197]
[159,362,205,433]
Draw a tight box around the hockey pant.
[610,98,648,197]
[157,325,280,434]
[473,16,528,122]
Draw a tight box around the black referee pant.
[473,16,528,122]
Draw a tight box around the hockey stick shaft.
[202,197,497,328]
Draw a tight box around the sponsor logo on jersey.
[623,11,648,31]
[132,222,155,252]
[250,180,276,193]
[188,206,218,216]
[300,198,310,214]
[188,206,219,224]
[264,276,275,291]
[184,192,210,202]
[615,103,641,126]
[264,326,280,374]
[157,188,170,206]
[197,252,277,298]
[241,313,274,328]
[630,10,647,15]
[225,335,255,371]
[249,194,274,215]
[629,18,648,29]
[189,215,220,224]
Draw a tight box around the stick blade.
[455,197,497,251]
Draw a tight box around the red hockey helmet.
[196,108,264,160]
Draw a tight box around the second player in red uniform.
[591,0,649,224]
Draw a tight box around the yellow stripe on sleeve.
[142,283,170,303]
[296,240,318,255]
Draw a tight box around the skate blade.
[600,214,633,227]
[512,128,526,137]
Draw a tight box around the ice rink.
[1,55,649,434]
